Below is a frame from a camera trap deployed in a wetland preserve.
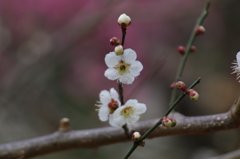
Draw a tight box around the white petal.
[112,108,126,127]
[105,52,121,67]
[98,106,110,121]
[237,51,240,66]
[119,73,134,84]
[109,114,117,127]
[133,103,147,114]
[104,68,120,80]
[99,90,111,104]
[122,49,137,64]
[110,88,120,102]
[129,61,143,77]
[124,99,138,107]
[125,115,139,125]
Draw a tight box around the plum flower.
[96,88,120,125]
[111,99,147,127]
[104,49,143,84]
[231,51,240,82]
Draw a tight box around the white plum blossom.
[104,49,143,84]
[231,51,240,82]
[96,88,120,125]
[111,99,147,127]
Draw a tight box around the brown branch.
[1,98,240,159]
[207,149,240,159]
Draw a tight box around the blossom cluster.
[96,14,146,127]
[96,88,146,127]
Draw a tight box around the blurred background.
[0,0,240,158]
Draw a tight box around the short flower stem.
[121,28,127,46]
[123,77,201,159]
[170,1,210,105]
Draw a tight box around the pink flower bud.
[162,116,176,127]
[114,45,124,55]
[190,46,197,53]
[131,132,141,142]
[195,26,205,35]
[177,46,185,55]
[175,81,186,91]
[187,89,199,101]
[118,13,131,28]
[110,37,120,46]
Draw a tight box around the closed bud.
[187,89,199,101]
[177,46,185,55]
[190,46,196,53]
[175,81,186,91]
[131,132,141,142]
[110,37,120,46]
[195,26,205,35]
[162,116,176,127]
[118,13,131,28]
[138,140,145,147]
[114,45,124,55]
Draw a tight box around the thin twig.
[169,1,210,105]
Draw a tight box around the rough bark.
[0,97,240,159]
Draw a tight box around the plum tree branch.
[0,97,240,159]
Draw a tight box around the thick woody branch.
[0,99,240,159]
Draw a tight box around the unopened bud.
[177,46,185,55]
[175,81,186,91]
[110,37,120,46]
[138,140,145,147]
[187,89,199,101]
[114,45,124,55]
[118,13,131,28]
[195,26,205,35]
[132,132,141,142]
[190,46,196,53]
[59,118,71,131]
[162,116,176,127]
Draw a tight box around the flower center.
[114,60,130,75]
[121,106,133,118]
[108,99,119,114]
